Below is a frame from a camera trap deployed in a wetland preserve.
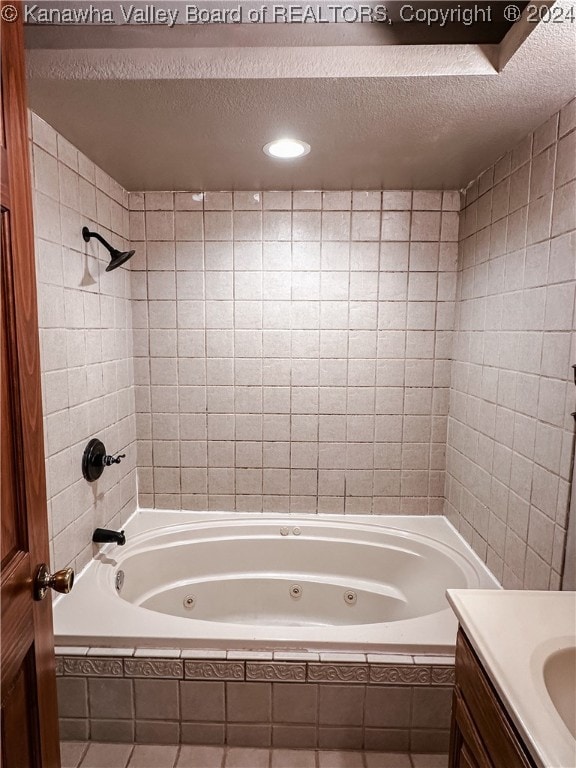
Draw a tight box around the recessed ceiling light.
[263,138,311,159]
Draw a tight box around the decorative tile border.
[308,663,369,683]
[184,661,244,680]
[246,662,306,681]
[370,665,430,685]
[56,650,454,686]
[124,659,183,678]
[432,666,456,685]
[62,658,123,677]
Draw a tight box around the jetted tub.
[54,511,499,654]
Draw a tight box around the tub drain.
[183,595,196,609]
[344,590,357,605]
[289,584,303,599]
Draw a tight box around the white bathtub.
[54,511,499,654]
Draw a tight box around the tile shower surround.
[31,102,575,577]
[30,100,574,758]
[31,112,137,574]
[56,649,454,752]
[444,97,576,590]
[129,189,460,515]
[31,118,458,757]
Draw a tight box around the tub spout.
[92,528,126,546]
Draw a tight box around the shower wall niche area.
[31,96,576,594]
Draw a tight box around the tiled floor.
[62,743,449,768]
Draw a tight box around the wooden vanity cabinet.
[449,629,537,768]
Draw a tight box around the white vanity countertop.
[447,589,576,768]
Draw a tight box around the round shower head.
[82,226,136,272]
[106,249,135,272]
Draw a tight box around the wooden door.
[1,5,61,767]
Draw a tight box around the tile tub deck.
[57,648,455,753]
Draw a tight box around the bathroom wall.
[129,190,460,514]
[31,112,138,573]
[445,98,576,589]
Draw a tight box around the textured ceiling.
[26,5,576,191]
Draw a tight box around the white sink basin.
[448,590,576,768]
[544,644,576,739]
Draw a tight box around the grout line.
[77,741,90,768]
[67,742,450,768]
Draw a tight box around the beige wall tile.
[32,115,136,573]
[446,100,575,589]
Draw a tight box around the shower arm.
[82,227,116,254]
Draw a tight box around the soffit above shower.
[25,0,576,191]
[25,1,530,49]
[24,0,545,77]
